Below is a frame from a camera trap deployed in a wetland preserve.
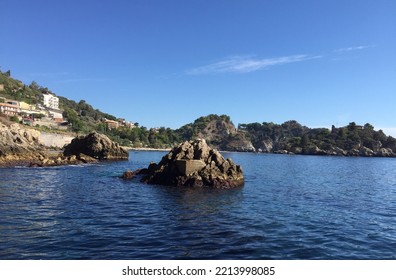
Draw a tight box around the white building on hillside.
[41,92,59,109]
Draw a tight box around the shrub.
[10,115,19,122]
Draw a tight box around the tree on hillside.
[347,122,357,131]
[63,108,84,132]
[301,134,310,147]
[29,81,37,90]
[364,123,374,131]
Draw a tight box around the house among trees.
[118,118,136,128]
[101,118,136,130]
[103,118,119,130]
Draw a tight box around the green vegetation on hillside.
[60,98,118,133]
[239,120,396,155]
[0,70,44,104]
[0,69,118,134]
[1,68,395,154]
[176,114,231,141]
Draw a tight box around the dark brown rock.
[122,170,137,179]
[63,132,128,160]
[130,139,244,188]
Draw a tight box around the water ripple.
[1,152,396,259]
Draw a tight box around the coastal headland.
[0,119,128,167]
[1,70,395,159]
[1,117,396,168]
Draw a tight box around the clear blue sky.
[1,0,395,135]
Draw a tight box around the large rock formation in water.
[0,120,128,167]
[0,121,46,166]
[63,132,128,160]
[125,139,244,188]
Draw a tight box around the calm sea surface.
[1,151,395,259]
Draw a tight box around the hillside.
[239,120,396,156]
[0,70,43,104]
[175,114,255,151]
[1,69,395,156]
[0,69,118,132]
[110,113,396,157]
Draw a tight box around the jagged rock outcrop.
[0,122,46,166]
[63,132,128,160]
[222,133,256,152]
[0,121,127,167]
[359,147,376,157]
[377,148,395,157]
[259,138,274,153]
[125,139,244,188]
[195,117,237,144]
[0,123,41,154]
[0,122,95,167]
[327,147,348,156]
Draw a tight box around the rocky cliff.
[0,119,128,167]
[0,120,45,166]
[176,114,255,152]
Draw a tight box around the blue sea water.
[0,151,395,259]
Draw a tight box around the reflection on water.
[1,152,396,259]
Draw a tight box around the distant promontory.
[1,69,395,158]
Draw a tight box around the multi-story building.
[41,92,59,109]
[0,101,20,116]
[19,101,49,117]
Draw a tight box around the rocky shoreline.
[1,120,395,169]
[0,121,128,167]
[268,145,396,157]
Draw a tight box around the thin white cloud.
[333,45,374,53]
[186,54,321,75]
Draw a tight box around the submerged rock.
[125,139,244,188]
[122,170,140,179]
[63,132,128,160]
